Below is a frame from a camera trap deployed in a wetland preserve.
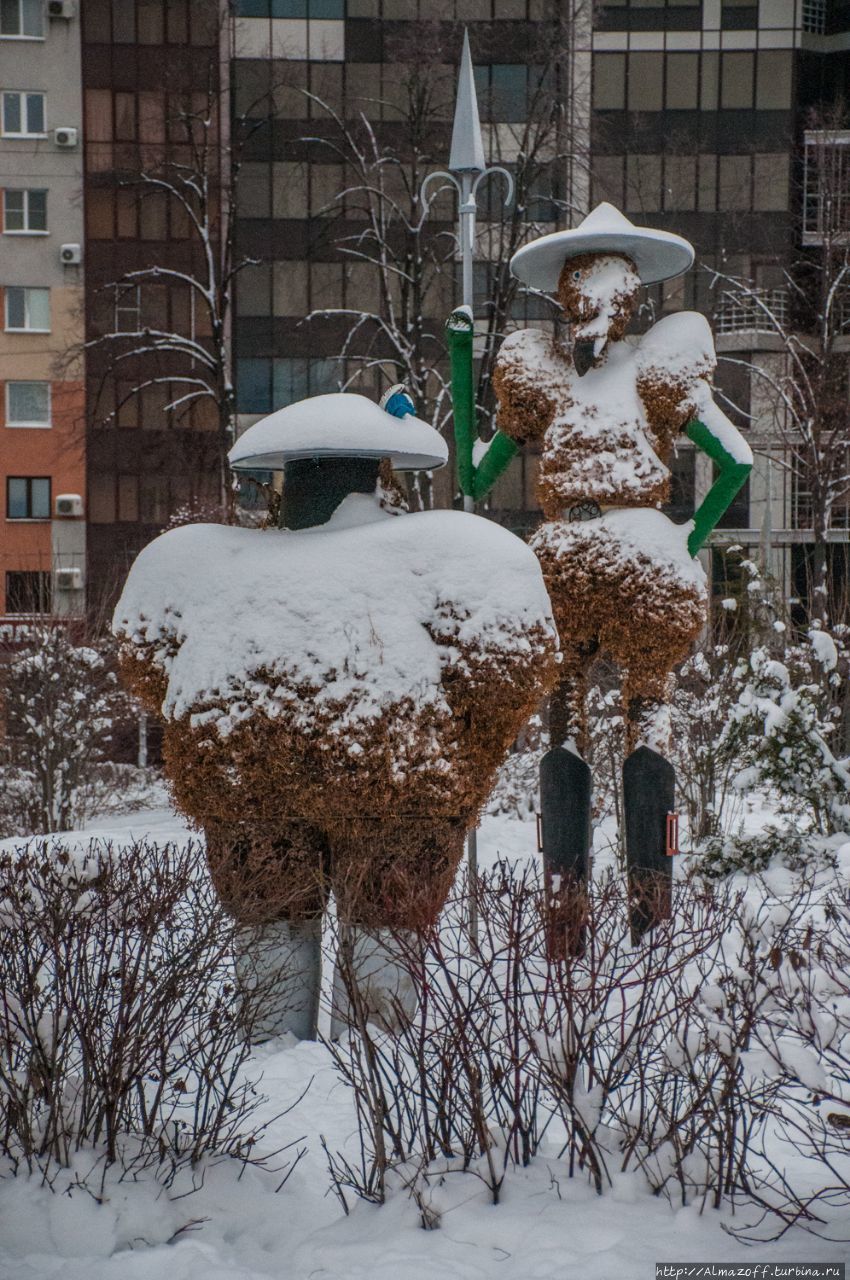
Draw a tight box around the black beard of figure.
[572,339,597,378]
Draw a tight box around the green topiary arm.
[685,414,753,557]
[446,308,518,504]
[446,308,476,499]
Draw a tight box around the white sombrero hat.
[510,202,695,290]
[229,392,449,473]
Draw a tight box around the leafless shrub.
[0,622,133,840]
[730,879,850,1242]
[324,860,850,1238]
[0,837,305,1193]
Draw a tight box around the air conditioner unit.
[48,0,76,18]
[54,126,78,148]
[55,567,84,591]
[55,493,83,518]
[59,243,82,265]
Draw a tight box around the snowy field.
[2,802,849,1280]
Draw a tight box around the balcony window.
[5,286,50,332]
[1,90,45,136]
[5,571,51,615]
[0,0,44,38]
[715,287,789,334]
[803,130,850,246]
[794,457,850,530]
[7,476,50,519]
[802,0,827,33]
[3,188,47,233]
[6,380,51,427]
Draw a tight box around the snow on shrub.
[694,826,837,880]
[325,860,850,1238]
[0,837,303,1192]
[0,623,132,839]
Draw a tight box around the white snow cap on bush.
[809,625,838,671]
[113,510,557,735]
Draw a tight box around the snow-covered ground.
[2,803,848,1280]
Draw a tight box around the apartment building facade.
[0,0,86,622]
[80,0,225,613]
[588,0,850,611]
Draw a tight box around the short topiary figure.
[114,391,558,1035]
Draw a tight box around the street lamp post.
[419,32,515,945]
[420,28,514,513]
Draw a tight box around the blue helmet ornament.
[380,384,416,421]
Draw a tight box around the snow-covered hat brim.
[229,392,449,473]
[510,204,695,290]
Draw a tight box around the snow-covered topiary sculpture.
[114,391,558,1036]
[492,203,752,943]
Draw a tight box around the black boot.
[622,746,675,944]
[540,744,592,959]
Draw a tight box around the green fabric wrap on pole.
[446,309,475,499]
[685,417,752,558]
[472,431,518,501]
[446,308,519,503]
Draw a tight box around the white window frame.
[0,0,45,39]
[113,283,141,333]
[803,130,850,247]
[4,286,50,332]
[6,475,51,521]
[1,90,46,137]
[5,380,51,427]
[2,188,48,235]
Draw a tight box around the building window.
[593,54,626,110]
[5,570,51,615]
[803,130,850,246]
[664,155,697,212]
[4,286,50,332]
[665,53,699,111]
[802,0,827,33]
[718,154,752,211]
[715,286,789,333]
[628,53,663,112]
[7,475,50,519]
[3,188,47,233]
[6,380,50,426]
[114,284,141,333]
[664,449,696,523]
[0,0,44,38]
[473,65,531,123]
[233,0,345,13]
[1,90,45,136]
[794,455,850,530]
[720,52,754,110]
[237,357,338,414]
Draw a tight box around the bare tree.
[301,16,591,507]
[83,9,285,512]
[708,108,850,622]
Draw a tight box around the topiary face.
[556,252,641,373]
